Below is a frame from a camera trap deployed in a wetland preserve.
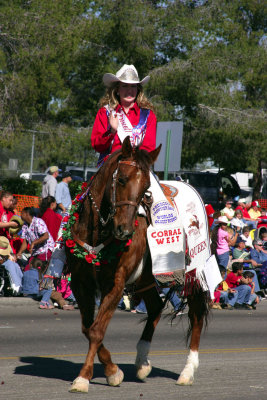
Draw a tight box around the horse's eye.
[118,176,127,186]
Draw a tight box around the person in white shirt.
[42,166,60,198]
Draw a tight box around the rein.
[89,159,140,227]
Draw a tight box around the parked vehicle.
[65,166,97,181]
[176,171,250,209]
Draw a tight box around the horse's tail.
[185,282,210,346]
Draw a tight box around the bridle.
[88,160,146,227]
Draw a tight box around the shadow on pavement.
[15,357,178,384]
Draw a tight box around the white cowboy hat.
[0,236,12,256]
[217,215,228,224]
[103,64,150,87]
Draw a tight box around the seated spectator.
[51,272,75,310]
[240,226,253,249]
[232,236,260,293]
[22,258,54,309]
[16,207,54,271]
[0,236,23,294]
[211,216,238,268]
[235,199,258,230]
[230,210,247,232]
[39,196,62,242]
[225,262,252,309]
[248,200,261,221]
[257,208,267,229]
[250,239,267,266]
[214,266,238,310]
[221,199,235,221]
[0,191,20,238]
[242,270,259,309]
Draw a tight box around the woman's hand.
[109,110,118,133]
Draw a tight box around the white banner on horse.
[150,179,211,276]
[147,174,185,274]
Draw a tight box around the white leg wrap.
[176,350,199,386]
[69,376,89,393]
[106,366,124,386]
[135,340,152,380]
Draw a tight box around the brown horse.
[66,137,209,393]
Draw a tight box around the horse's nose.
[114,225,131,240]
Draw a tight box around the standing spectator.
[39,196,62,242]
[16,207,54,270]
[0,191,20,237]
[42,166,60,198]
[221,199,235,221]
[211,216,238,268]
[205,204,215,229]
[55,172,72,215]
[225,262,252,309]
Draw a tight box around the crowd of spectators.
[208,198,267,310]
[0,167,76,310]
[1,168,267,316]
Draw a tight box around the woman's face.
[21,211,31,224]
[118,83,138,108]
[1,195,13,209]
[220,223,227,231]
[50,201,57,210]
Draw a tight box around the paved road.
[1,297,267,400]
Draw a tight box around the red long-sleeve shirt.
[91,102,157,154]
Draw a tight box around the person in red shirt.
[0,191,19,238]
[257,208,267,229]
[91,64,157,165]
[235,199,258,229]
[39,196,62,242]
[225,262,252,309]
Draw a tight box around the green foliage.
[0,0,266,194]
[0,178,42,196]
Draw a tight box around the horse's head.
[111,137,161,240]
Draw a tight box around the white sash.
[105,105,145,147]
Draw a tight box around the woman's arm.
[29,232,49,254]
[91,108,116,153]
[16,239,28,259]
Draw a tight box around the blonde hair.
[99,82,155,112]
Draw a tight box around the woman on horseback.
[91,64,157,165]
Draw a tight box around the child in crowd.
[257,208,267,229]
[240,226,253,249]
[225,262,252,309]
[242,270,259,309]
[213,266,238,310]
[22,258,54,309]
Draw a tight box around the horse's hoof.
[176,374,194,386]
[136,361,152,381]
[106,367,124,386]
[69,376,89,392]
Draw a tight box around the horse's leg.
[69,271,97,393]
[135,285,163,380]
[71,268,126,390]
[176,289,208,386]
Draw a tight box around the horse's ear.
[149,144,162,165]
[121,136,132,158]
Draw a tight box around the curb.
[0,296,37,306]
